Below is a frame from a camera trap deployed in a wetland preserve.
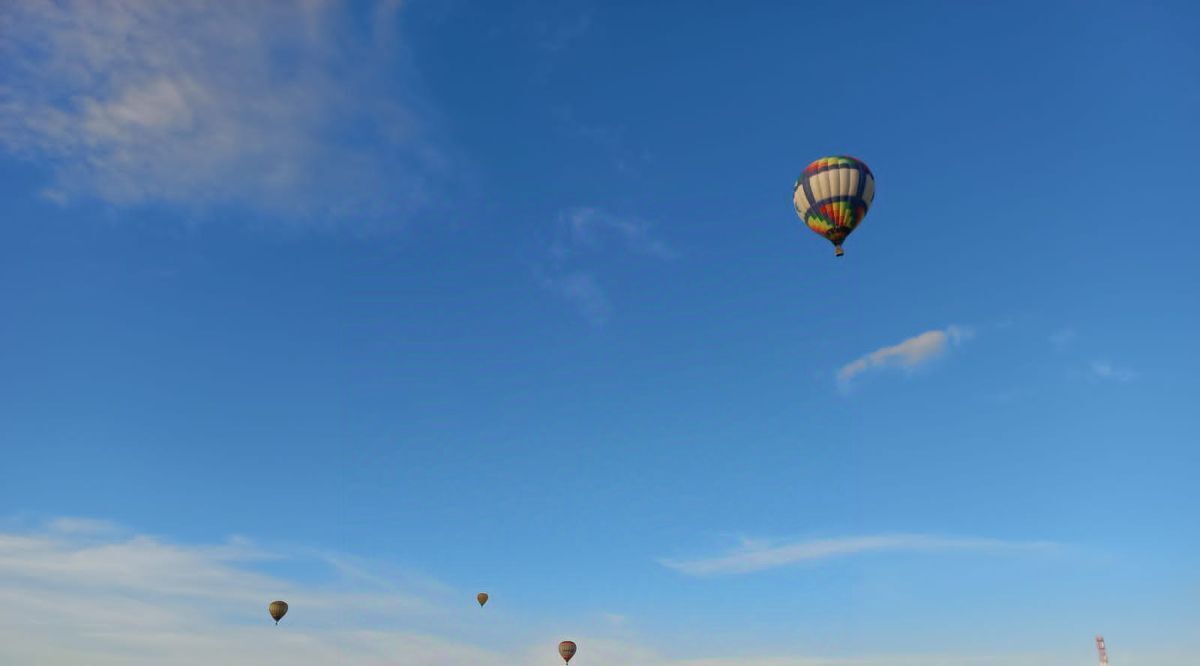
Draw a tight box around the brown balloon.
[558,640,577,664]
[268,600,288,625]
[477,592,489,607]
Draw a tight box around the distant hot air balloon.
[558,640,577,664]
[268,600,288,625]
[477,592,489,607]
[793,155,875,257]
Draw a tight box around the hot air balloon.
[268,600,288,625]
[793,155,875,257]
[558,640,577,664]
[477,592,489,607]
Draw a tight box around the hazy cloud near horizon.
[0,518,1136,666]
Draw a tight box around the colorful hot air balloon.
[268,600,288,625]
[558,640,577,664]
[477,592,489,607]
[793,155,875,257]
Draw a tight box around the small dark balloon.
[477,592,489,607]
[268,600,288,625]
[559,640,577,664]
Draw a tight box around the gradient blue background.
[2,0,1197,659]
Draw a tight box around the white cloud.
[1090,360,1135,382]
[0,0,447,224]
[0,519,1184,666]
[837,326,972,389]
[660,534,1057,576]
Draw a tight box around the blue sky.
[1,1,1198,664]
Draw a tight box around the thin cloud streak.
[837,326,972,390]
[660,534,1059,576]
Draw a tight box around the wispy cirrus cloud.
[837,326,972,390]
[551,207,676,261]
[1049,328,1076,349]
[540,270,612,327]
[551,105,652,175]
[0,0,447,225]
[660,534,1058,576]
[1090,360,1136,382]
[533,5,594,53]
[44,516,123,536]
[542,207,675,326]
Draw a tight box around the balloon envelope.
[793,155,875,256]
[268,600,288,625]
[477,592,489,607]
[559,640,577,663]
